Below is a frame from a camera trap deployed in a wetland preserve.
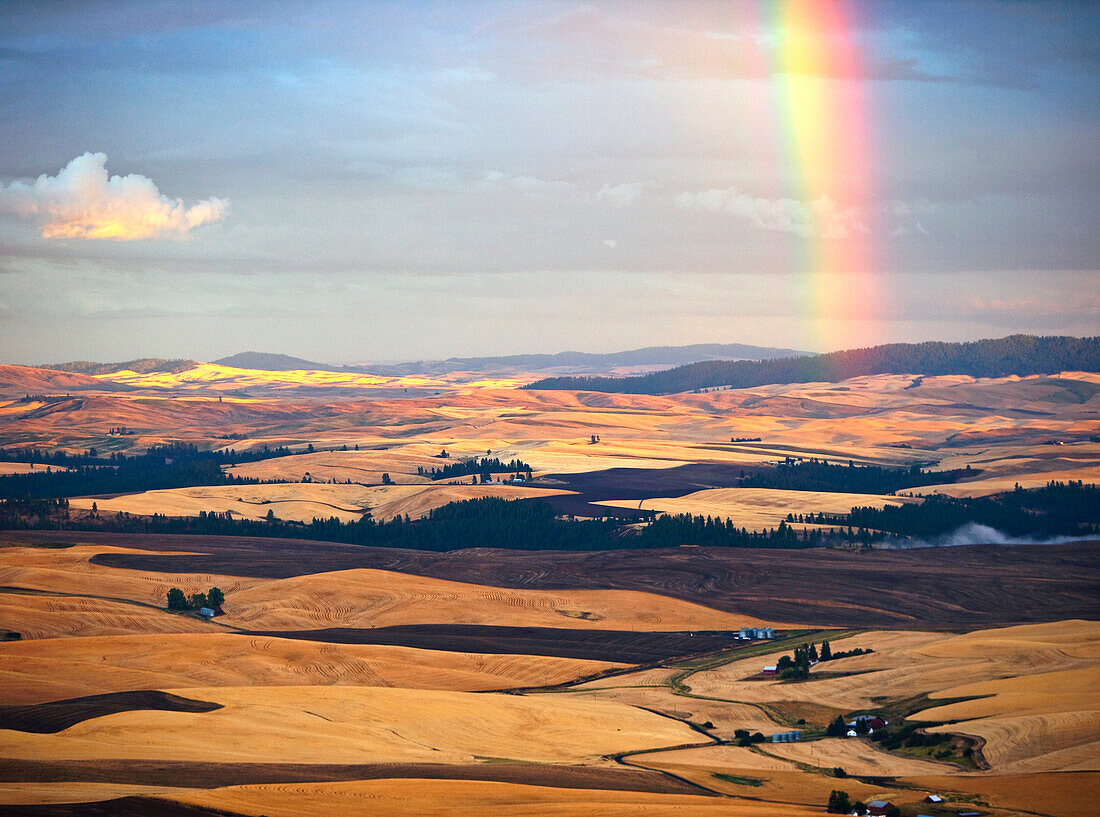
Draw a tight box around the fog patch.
[874,522,1096,549]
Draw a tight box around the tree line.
[0,443,271,500]
[2,483,1095,552]
[740,458,970,494]
[417,457,533,482]
[835,480,1100,539]
[526,334,1100,394]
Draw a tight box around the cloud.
[675,186,866,238]
[0,152,228,240]
[597,182,647,208]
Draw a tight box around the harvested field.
[634,744,799,772]
[16,530,1093,629]
[595,486,917,530]
[0,463,71,476]
[0,544,266,612]
[0,633,618,705]
[1,685,697,765]
[906,771,1100,817]
[0,795,243,817]
[560,686,782,738]
[220,567,771,632]
[0,758,705,796]
[0,690,220,733]
[176,779,816,817]
[686,622,1100,774]
[627,763,905,811]
[690,623,1100,711]
[917,465,1100,497]
[69,482,572,524]
[918,665,1100,772]
[761,737,954,776]
[236,624,743,663]
[0,592,214,640]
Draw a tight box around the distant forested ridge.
[525,335,1100,394]
[39,358,197,375]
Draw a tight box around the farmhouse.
[199,607,215,618]
[762,665,778,677]
[867,801,895,816]
[924,794,944,804]
[848,714,887,730]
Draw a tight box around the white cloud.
[675,186,866,238]
[0,152,229,240]
[596,182,647,208]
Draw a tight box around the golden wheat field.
[69,481,573,523]
[0,632,622,705]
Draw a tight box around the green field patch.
[713,772,764,787]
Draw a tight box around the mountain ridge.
[42,343,811,377]
[525,335,1100,394]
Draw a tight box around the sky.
[0,0,1097,365]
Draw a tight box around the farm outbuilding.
[770,730,801,742]
[738,627,775,640]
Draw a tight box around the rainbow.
[766,0,879,353]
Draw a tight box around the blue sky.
[0,1,1096,364]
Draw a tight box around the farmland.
[0,359,1097,815]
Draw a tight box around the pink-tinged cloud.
[675,186,867,239]
[0,152,228,240]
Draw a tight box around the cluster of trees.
[743,458,969,494]
[733,729,767,747]
[837,480,1100,539]
[775,642,818,680]
[825,645,873,661]
[0,497,71,528]
[827,791,897,817]
[166,586,224,611]
[771,638,871,680]
[826,716,854,737]
[417,457,533,482]
[871,722,953,751]
[16,394,76,404]
[526,335,1100,395]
